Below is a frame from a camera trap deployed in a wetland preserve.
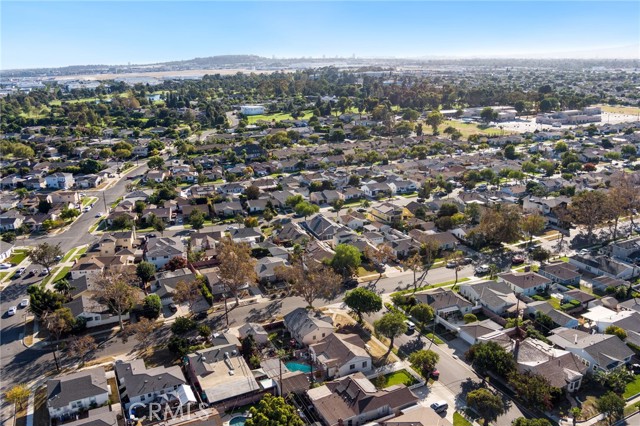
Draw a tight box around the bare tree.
[445,250,465,290]
[127,317,159,348]
[403,253,423,292]
[94,270,140,331]
[67,335,97,366]
[364,244,396,282]
[217,237,257,304]
[172,279,202,313]
[28,242,64,275]
[275,256,341,308]
[520,213,546,248]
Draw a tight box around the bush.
[560,303,574,311]
[142,294,162,319]
[463,313,478,324]
[532,295,545,301]
[167,336,189,357]
[171,316,196,334]
[200,281,213,305]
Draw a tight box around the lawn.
[61,248,78,263]
[247,110,313,125]
[453,412,472,426]
[43,266,71,286]
[599,105,640,116]
[8,250,29,265]
[435,119,513,138]
[82,196,98,207]
[391,277,471,297]
[382,369,418,387]
[623,375,640,398]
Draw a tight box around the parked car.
[511,255,525,265]
[431,369,440,379]
[19,298,29,308]
[404,320,416,333]
[54,255,62,261]
[168,303,178,313]
[0,263,11,269]
[193,311,207,321]
[430,401,448,413]
[15,267,26,277]
[475,264,490,275]
[7,306,17,316]
[39,269,47,276]
[446,261,458,268]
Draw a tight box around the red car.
[511,255,525,265]
[431,369,440,379]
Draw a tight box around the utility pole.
[102,191,108,214]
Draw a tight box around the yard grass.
[424,332,444,345]
[357,264,379,277]
[623,374,640,398]
[82,196,98,207]
[89,219,106,233]
[73,246,88,260]
[0,271,13,281]
[61,248,78,263]
[453,412,472,426]
[599,105,640,116]
[8,250,29,265]
[247,110,314,125]
[434,119,513,138]
[391,277,471,297]
[43,266,71,286]
[382,369,418,387]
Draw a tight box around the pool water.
[285,361,312,373]
[230,416,248,426]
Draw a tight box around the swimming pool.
[285,361,312,373]
[229,416,248,426]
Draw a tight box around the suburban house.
[609,237,640,264]
[0,211,24,231]
[152,268,196,305]
[309,333,372,379]
[114,359,196,415]
[581,306,638,333]
[143,237,186,269]
[526,301,579,329]
[548,328,634,372]
[458,319,504,345]
[562,289,597,309]
[284,307,334,346]
[185,334,262,409]
[361,182,396,198]
[307,372,418,426]
[538,263,582,286]
[370,202,408,224]
[304,214,341,241]
[238,323,270,345]
[384,405,453,426]
[47,367,109,421]
[212,201,244,217]
[0,241,13,262]
[45,172,75,189]
[515,338,587,393]
[408,229,458,251]
[414,288,475,320]
[255,256,287,283]
[569,254,639,281]
[50,191,80,205]
[459,280,519,316]
[497,271,552,296]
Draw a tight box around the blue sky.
[1,1,639,69]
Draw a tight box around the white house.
[45,172,75,190]
[143,237,186,270]
[309,333,372,379]
[47,367,109,421]
[284,307,334,346]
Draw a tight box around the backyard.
[381,369,418,387]
[624,374,640,399]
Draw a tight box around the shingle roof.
[47,367,108,409]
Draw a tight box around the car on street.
[19,298,29,308]
[474,264,490,275]
[39,269,47,276]
[511,255,525,265]
[579,249,590,256]
[0,263,11,269]
[15,267,26,277]
[95,212,103,218]
[193,311,207,321]
[404,320,416,333]
[446,261,458,268]
[343,278,358,289]
[7,306,17,316]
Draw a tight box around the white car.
[475,264,490,275]
[19,298,29,308]
[0,263,11,269]
[7,306,17,316]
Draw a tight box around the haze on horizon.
[1,1,639,70]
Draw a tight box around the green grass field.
[382,370,418,387]
[8,250,28,265]
[247,110,314,124]
[624,375,640,398]
[453,412,472,426]
[599,105,640,116]
[429,119,512,139]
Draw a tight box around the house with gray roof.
[538,262,581,286]
[152,267,196,305]
[284,307,334,345]
[569,254,638,281]
[47,367,109,420]
[114,359,195,414]
[143,236,186,269]
[459,280,520,316]
[526,301,579,329]
[304,214,341,241]
[61,406,118,426]
[497,271,551,297]
[414,288,475,320]
[548,328,634,372]
[309,333,372,379]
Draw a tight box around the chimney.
[574,334,578,345]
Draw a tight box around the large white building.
[536,107,602,126]
[240,105,265,116]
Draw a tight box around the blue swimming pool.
[229,416,248,426]
[285,361,312,373]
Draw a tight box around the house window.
[141,396,145,401]
[322,333,325,337]
[350,364,355,370]
[313,336,316,340]
[362,361,367,368]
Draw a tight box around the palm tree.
[53,279,75,301]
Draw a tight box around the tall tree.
[408,349,439,377]
[128,317,159,348]
[520,213,546,249]
[344,287,383,323]
[44,307,74,342]
[365,244,395,282]
[67,335,97,366]
[568,190,610,244]
[425,110,444,135]
[465,341,515,377]
[409,303,434,330]
[188,209,207,230]
[330,244,362,279]
[136,261,156,286]
[94,271,140,331]
[4,384,30,410]
[173,279,202,313]
[467,388,506,426]
[53,279,74,301]
[374,312,407,352]
[508,371,558,410]
[276,255,340,308]
[596,392,625,425]
[28,242,63,275]
[476,204,522,245]
[217,237,257,304]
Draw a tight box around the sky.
[1,1,639,70]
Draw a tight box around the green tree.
[504,144,517,160]
[246,394,304,426]
[508,371,558,410]
[344,287,382,323]
[142,294,162,319]
[53,279,74,300]
[467,388,506,426]
[136,261,156,286]
[245,185,260,200]
[568,190,610,244]
[480,107,498,124]
[465,341,515,377]
[331,244,362,279]
[425,110,444,135]
[147,156,164,169]
[521,213,546,248]
[374,312,407,351]
[294,201,319,218]
[28,242,63,275]
[409,303,434,329]
[463,313,478,324]
[27,285,63,318]
[605,326,627,340]
[408,349,439,377]
[94,271,140,331]
[596,392,625,425]
[512,418,552,426]
[188,209,207,230]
